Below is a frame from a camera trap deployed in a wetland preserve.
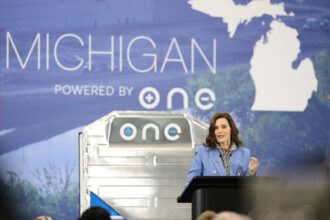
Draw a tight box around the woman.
[185,112,259,187]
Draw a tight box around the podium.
[177,176,279,220]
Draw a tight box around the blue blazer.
[185,145,251,186]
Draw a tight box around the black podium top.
[177,176,279,203]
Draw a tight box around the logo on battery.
[119,122,181,141]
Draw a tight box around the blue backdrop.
[0,0,329,219]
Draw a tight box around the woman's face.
[214,118,231,146]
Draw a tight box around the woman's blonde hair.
[33,216,55,220]
[196,210,217,220]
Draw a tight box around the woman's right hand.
[248,157,259,176]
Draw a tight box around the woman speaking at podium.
[185,112,259,187]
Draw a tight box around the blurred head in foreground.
[213,211,251,220]
[79,206,111,220]
[33,216,55,220]
[196,210,217,220]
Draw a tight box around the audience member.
[33,216,55,220]
[196,210,216,220]
[79,206,111,220]
[213,211,251,220]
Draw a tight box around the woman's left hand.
[248,157,259,176]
